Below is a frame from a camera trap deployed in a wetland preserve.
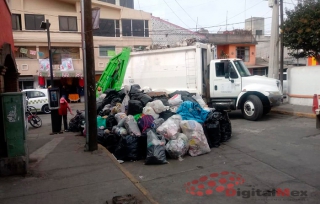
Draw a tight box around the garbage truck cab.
[206,58,283,121]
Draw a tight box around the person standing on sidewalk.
[58,97,73,133]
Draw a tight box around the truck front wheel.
[241,95,263,121]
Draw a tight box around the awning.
[19,76,35,81]
[38,70,83,78]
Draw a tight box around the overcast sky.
[134,0,297,34]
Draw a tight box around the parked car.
[22,89,51,114]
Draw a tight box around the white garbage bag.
[180,120,211,157]
[156,115,182,140]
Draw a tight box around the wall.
[151,16,206,47]
[288,66,320,106]
[0,0,15,52]
[11,0,153,76]
[217,44,256,66]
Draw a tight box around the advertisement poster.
[39,59,50,71]
[60,58,74,71]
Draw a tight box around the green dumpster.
[0,92,27,158]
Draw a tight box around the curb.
[271,109,316,119]
[98,144,159,204]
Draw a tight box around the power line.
[174,0,197,24]
[162,0,190,28]
[216,0,264,26]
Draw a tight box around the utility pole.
[279,0,284,91]
[83,0,97,151]
[268,0,279,79]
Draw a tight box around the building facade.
[9,0,152,94]
[151,16,207,48]
[0,0,19,93]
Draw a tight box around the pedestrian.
[58,96,73,133]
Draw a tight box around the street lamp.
[41,19,61,134]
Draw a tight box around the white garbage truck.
[123,43,283,121]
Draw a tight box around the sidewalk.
[271,102,315,118]
[0,122,156,204]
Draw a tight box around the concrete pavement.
[0,107,154,204]
[1,102,320,204]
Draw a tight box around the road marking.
[29,137,65,168]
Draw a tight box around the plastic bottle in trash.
[151,118,165,129]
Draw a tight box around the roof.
[151,16,206,39]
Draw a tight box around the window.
[234,60,251,77]
[122,19,149,37]
[236,47,250,62]
[215,63,225,77]
[254,68,267,76]
[98,0,115,4]
[59,16,77,31]
[26,91,45,98]
[12,14,21,30]
[122,19,132,36]
[99,46,116,57]
[120,0,134,9]
[256,30,263,35]
[25,14,44,30]
[19,81,34,90]
[93,19,120,37]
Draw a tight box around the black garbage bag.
[138,129,149,160]
[158,98,170,106]
[127,100,143,116]
[117,88,126,101]
[97,89,119,114]
[113,135,139,161]
[98,109,111,117]
[159,110,176,121]
[130,93,153,106]
[219,111,232,142]
[111,97,122,107]
[203,111,222,148]
[97,130,120,153]
[145,129,167,165]
[97,128,106,145]
[181,95,199,105]
[129,84,142,96]
[168,91,190,98]
[105,115,117,131]
[203,120,221,148]
[68,110,85,132]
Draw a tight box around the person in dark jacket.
[58,97,73,133]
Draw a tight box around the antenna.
[226,11,228,31]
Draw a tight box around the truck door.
[211,61,242,98]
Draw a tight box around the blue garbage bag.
[176,101,209,123]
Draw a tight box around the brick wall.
[0,0,15,53]
[151,16,206,47]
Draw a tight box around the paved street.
[1,103,320,204]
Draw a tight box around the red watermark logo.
[185,171,309,199]
[184,171,245,196]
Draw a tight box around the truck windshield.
[234,60,251,77]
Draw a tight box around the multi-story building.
[9,0,152,95]
[0,0,19,93]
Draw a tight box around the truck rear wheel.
[241,95,263,121]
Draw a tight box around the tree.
[283,0,320,62]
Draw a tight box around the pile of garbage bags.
[96,85,232,165]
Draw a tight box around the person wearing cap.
[58,96,73,133]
